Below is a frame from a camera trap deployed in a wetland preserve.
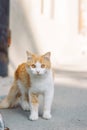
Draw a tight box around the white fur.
[29,61,47,75]
[26,62,54,120]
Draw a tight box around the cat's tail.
[0,81,20,109]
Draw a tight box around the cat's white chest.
[30,72,53,94]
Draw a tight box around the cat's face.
[26,51,51,75]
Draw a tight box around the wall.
[9,0,87,75]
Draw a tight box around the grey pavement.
[0,70,87,130]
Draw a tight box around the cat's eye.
[31,64,36,68]
[41,64,45,68]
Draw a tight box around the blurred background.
[8,0,87,76]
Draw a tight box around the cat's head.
[26,51,51,76]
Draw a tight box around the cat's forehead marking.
[35,61,41,67]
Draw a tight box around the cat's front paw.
[43,111,52,120]
[29,112,38,121]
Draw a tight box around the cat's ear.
[26,51,32,61]
[43,52,51,60]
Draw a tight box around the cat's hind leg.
[19,93,30,111]
[17,80,30,111]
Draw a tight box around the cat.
[0,51,54,120]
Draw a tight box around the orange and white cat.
[0,51,54,120]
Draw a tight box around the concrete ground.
[0,70,87,130]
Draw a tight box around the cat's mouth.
[35,72,44,76]
[36,71,42,75]
[36,73,42,76]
